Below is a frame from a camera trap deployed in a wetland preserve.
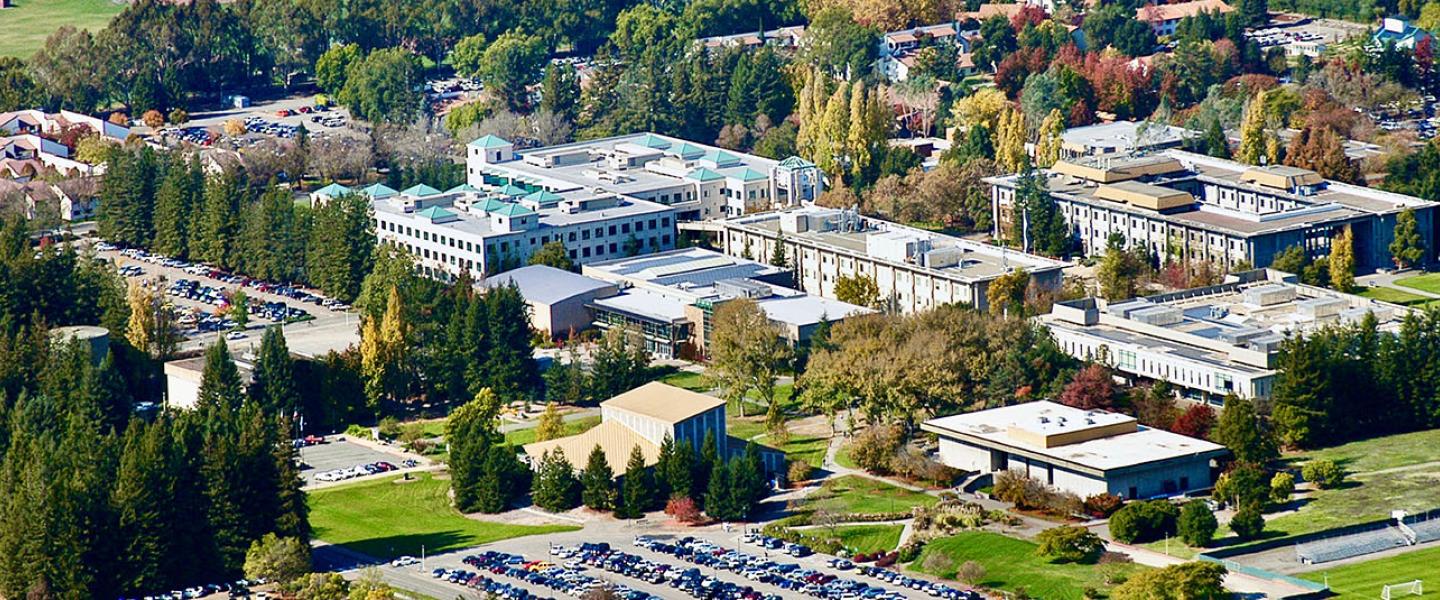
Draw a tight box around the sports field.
[1300,544,1440,598]
[0,0,124,58]
[309,473,579,559]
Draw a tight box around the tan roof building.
[524,381,783,477]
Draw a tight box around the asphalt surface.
[327,519,968,600]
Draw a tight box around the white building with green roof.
[464,132,823,222]
[371,177,677,281]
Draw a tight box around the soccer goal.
[1382,579,1423,599]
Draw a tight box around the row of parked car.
[455,549,654,599]
[107,242,340,311]
[637,536,980,600]
[242,115,301,138]
[133,579,267,600]
[311,461,404,483]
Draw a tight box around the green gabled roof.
[687,168,725,182]
[491,202,535,217]
[778,156,816,169]
[361,183,398,198]
[734,168,768,182]
[635,133,672,149]
[468,134,511,149]
[523,189,563,204]
[495,184,528,197]
[446,183,482,194]
[416,206,455,221]
[673,142,706,159]
[314,182,351,196]
[401,183,442,197]
[705,149,742,167]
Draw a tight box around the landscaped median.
[309,472,579,560]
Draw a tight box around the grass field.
[1261,429,1440,538]
[1299,545,1440,598]
[505,415,602,447]
[658,369,714,392]
[910,532,1147,600]
[0,0,124,58]
[1394,273,1440,296]
[309,473,579,559]
[831,524,904,554]
[1357,286,1434,306]
[804,475,937,515]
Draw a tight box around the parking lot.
[153,94,363,149]
[349,525,983,600]
[298,436,427,488]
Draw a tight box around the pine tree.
[655,435,677,499]
[618,445,652,518]
[1391,208,1426,269]
[535,402,564,442]
[695,429,719,504]
[152,155,197,257]
[110,421,173,594]
[704,457,734,520]
[90,351,133,433]
[1213,394,1277,464]
[1330,226,1355,292]
[1204,119,1231,158]
[580,444,616,511]
[540,63,581,123]
[1271,337,1333,448]
[769,233,788,268]
[197,339,244,412]
[447,389,503,512]
[251,326,296,415]
[483,284,540,399]
[271,419,310,540]
[531,449,580,512]
[194,170,246,270]
[668,437,695,500]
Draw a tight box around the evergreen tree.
[110,420,174,594]
[1271,336,1333,448]
[250,326,296,415]
[91,352,134,434]
[535,402,565,442]
[696,429,719,503]
[531,449,580,512]
[1213,394,1277,464]
[580,444,616,511]
[483,284,540,398]
[540,63,581,123]
[618,445,652,518]
[655,435,677,499]
[305,192,374,303]
[704,457,735,520]
[447,389,502,512]
[1390,208,1426,269]
[667,436,696,500]
[1203,118,1231,159]
[589,326,650,399]
[194,170,246,270]
[152,155,198,257]
[197,339,244,412]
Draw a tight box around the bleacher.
[1409,516,1440,544]
[1296,526,1410,564]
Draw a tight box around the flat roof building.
[712,206,1068,314]
[581,247,871,359]
[371,180,677,281]
[1058,121,1195,158]
[923,400,1228,499]
[523,382,782,475]
[987,150,1440,273]
[1041,269,1412,403]
[465,133,824,222]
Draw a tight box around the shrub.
[788,460,812,484]
[891,445,961,486]
[1177,500,1217,547]
[955,560,986,585]
[1229,505,1265,539]
[1084,493,1125,518]
[377,416,401,440]
[846,424,904,474]
[168,108,189,124]
[1035,525,1105,563]
[1108,500,1179,543]
[1046,491,1084,518]
[1302,459,1346,489]
[921,551,954,574]
[1269,472,1295,504]
[994,469,1052,510]
[142,109,166,128]
[343,423,373,439]
[108,112,129,126]
[223,118,247,136]
[897,540,925,562]
[875,552,898,567]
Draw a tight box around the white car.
[226,331,245,340]
[391,556,419,567]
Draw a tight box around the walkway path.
[1357,271,1440,299]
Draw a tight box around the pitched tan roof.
[523,420,661,475]
[1136,0,1233,23]
[601,381,725,424]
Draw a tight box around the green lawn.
[832,524,904,554]
[0,0,124,58]
[911,532,1147,600]
[834,445,858,470]
[1263,429,1440,538]
[658,369,714,392]
[1140,537,1202,560]
[1394,273,1440,295]
[309,473,578,559]
[505,415,601,447]
[1357,286,1434,306]
[775,434,829,467]
[1299,544,1440,598]
[804,475,937,516]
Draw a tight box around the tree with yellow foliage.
[995,106,1029,173]
[361,286,411,411]
[1237,91,1271,165]
[126,280,180,360]
[951,87,1009,134]
[1034,109,1065,169]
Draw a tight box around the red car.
[276,109,292,117]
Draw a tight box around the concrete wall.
[1106,459,1214,499]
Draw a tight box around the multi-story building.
[712,206,1068,314]
[580,247,871,359]
[369,181,677,281]
[1135,0,1234,37]
[987,150,1440,272]
[1041,269,1412,403]
[464,133,824,222]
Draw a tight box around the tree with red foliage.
[995,47,1050,98]
[1059,364,1117,410]
[1284,126,1361,184]
[1011,4,1050,30]
[665,496,704,524]
[1171,403,1217,439]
